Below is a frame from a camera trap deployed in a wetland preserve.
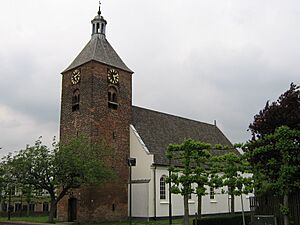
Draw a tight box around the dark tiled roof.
[63,36,133,73]
[132,106,238,166]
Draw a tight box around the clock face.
[107,68,119,84]
[71,69,81,85]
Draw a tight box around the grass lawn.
[0,216,184,225]
[0,216,50,223]
[81,219,184,225]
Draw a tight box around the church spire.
[91,1,107,38]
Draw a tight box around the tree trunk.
[283,194,289,225]
[231,193,235,214]
[197,195,202,219]
[184,194,189,225]
[26,201,29,217]
[48,198,57,223]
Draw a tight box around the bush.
[193,213,251,225]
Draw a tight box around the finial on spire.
[91,0,107,37]
[98,1,101,16]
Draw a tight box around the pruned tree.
[192,142,211,219]
[211,150,253,214]
[2,136,113,223]
[167,139,212,225]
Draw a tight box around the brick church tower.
[58,3,133,222]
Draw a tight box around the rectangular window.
[43,202,49,212]
[29,203,35,212]
[210,187,215,200]
[15,203,22,212]
[2,203,7,212]
[22,205,28,212]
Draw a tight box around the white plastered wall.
[155,168,253,217]
[129,125,253,218]
[129,125,154,218]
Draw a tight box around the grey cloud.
[1,0,300,155]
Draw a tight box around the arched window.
[72,89,80,112]
[160,176,166,200]
[108,86,118,109]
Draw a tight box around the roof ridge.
[92,36,99,59]
[132,105,216,128]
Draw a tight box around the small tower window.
[92,24,95,34]
[72,89,80,112]
[108,87,118,110]
[96,23,100,33]
[101,23,104,33]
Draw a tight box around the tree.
[211,150,253,214]
[192,143,211,219]
[249,83,300,138]
[2,136,113,223]
[21,184,34,216]
[210,150,253,225]
[246,126,300,225]
[0,161,6,212]
[247,83,300,225]
[1,153,19,219]
[167,139,212,225]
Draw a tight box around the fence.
[254,191,300,225]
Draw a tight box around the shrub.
[193,213,251,225]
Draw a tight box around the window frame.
[72,89,80,112]
[159,176,167,200]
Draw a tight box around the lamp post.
[127,158,136,225]
[8,187,12,220]
[168,158,172,225]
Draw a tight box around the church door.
[68,198,77,222]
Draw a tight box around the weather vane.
[98,0,101,15]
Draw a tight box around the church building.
[58,4,251,222]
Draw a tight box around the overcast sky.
[0,0,299,156]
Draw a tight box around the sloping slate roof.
[132,106,238,166]
[63,36,133,73]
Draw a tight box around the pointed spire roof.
[63,2,133,73]
[63,37,133,73]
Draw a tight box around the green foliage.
[167,139,212,225]
[167,139,253,220]
[1,136,113,223]
[280,205,290,216]
[167,139,212,197]
[246,126,300,195]
[249,83,300,139]
[212,152,253,196]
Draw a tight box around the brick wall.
[58,61,132,222]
